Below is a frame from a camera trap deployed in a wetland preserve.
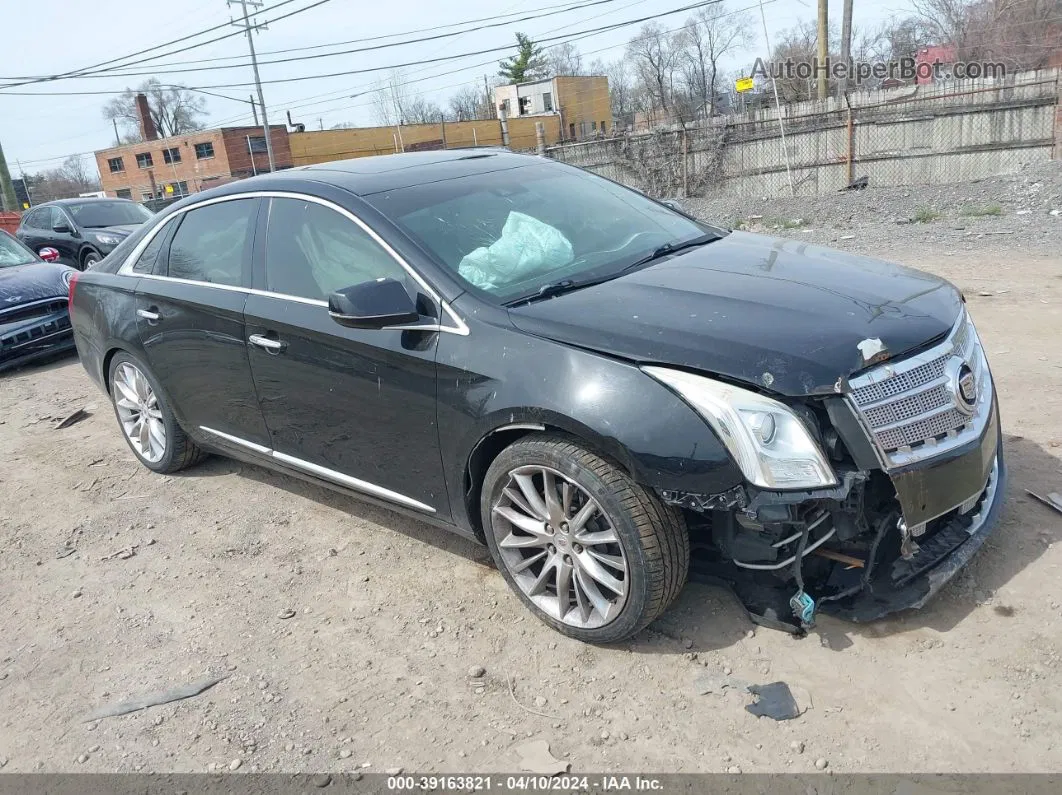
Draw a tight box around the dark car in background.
[16,198,153,270]
[0,230,76,372]
[68,151,1003,643]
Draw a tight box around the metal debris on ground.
[1025,490,1062,516]
[83,674,228,722]
[745,681,802,721]
[100,545,138,562]
[515,740,569,775]
[55,408,90,430]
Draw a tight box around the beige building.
[493,75,612,140]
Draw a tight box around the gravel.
[686,161,1062,260]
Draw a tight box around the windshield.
[368,163,724,303]
[0,232,37,268]
[65,201,153,228]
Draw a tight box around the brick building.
[93,95,292,200]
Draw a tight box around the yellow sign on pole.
[165,184,174,194]
[735,77,755,93]
[22,202,30,210]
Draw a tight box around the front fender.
[437,303,744,533]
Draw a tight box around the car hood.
[89,224,140,237]
[0,262,72,306]
[507,232,963,397]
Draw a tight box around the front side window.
[371,164,721,304]
[194,142,215,159]
[108,157,125,173]
[136,152,153,168]
[166,199,257,286]
[163,147,181,164]
[264,198,406,301]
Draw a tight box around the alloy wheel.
[113,362,167,463]
[491,465,629,629]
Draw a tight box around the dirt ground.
[1,242,1060,775]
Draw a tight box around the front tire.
[82,251,101,270]
[481,435,689,643]
[108,352,206,474]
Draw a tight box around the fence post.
[535,122,546,156]
[847,103,855,186]
[498,106,511,148]
[682,128,689,198]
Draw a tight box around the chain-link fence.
[547,69,1061,199]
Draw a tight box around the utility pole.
[249,95,259,125]
[228,0,276,172]
[839,0,853,99]
[0,139,17,213]
[484,75,493,118]
[16,160,32,207]
[816,0,829,100]
[112,118,121,147]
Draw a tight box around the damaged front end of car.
[653,308,1005,633]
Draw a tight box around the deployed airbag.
[458,211,573,290]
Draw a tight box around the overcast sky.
[1,0,911,176]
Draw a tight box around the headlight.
[642,367,838,490]
[93,233,122,246]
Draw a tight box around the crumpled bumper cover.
[0,308,75,372]
[822,442,1006,623]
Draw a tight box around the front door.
[134,196,271,449]
[244,195,447,516]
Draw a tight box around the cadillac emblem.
[947,357,978,416]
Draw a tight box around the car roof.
[239,149,541,196]
[36,197,136,206]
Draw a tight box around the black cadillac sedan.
[70,151,1004,642]
[1,230,76,372]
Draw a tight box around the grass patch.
[913,207,941,223]
[960,203,1004,218]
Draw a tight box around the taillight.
[67,271,80,315]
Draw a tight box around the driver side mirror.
[52,222,73,234]
[328,278,421,330]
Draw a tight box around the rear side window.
[131,219,176,274]
[165,199,257,287]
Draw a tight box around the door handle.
[249,333,286,352]
[136,308,160,322]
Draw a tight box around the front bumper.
[822,434,1005,622]
[0,309,75,372]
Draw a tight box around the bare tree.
[546,42,585,76]
[371,70,414,126]
[449,85,488,121]
[626,23,681,122]
[102,79,208,141]
[591,58,637,128]
[676,4,755,118]
[404,96,446,125]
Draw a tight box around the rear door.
[244,195,447,515]
[16,208,45,253]
[133,197,271,449]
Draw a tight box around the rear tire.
[108,352,206,474]
[481,434,689,644]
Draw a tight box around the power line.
[5,0,637,82]
[0,0,333,90]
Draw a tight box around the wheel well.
[465,428,538,543]
[463,425,637,543]
[80,247,101,266]
[101,347,126,393]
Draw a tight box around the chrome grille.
[845,310,993,469]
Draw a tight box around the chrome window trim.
[846,309,994,470]
[199,426,435,513]
[117,190,469,336]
